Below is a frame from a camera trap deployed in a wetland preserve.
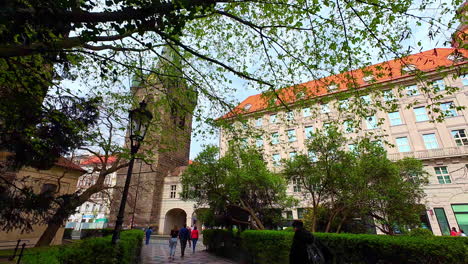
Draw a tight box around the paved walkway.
[141,237,235,264]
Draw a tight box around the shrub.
[407,228,434,237]
[101,228,114,237]
[240,230,468,264]
[63,228,73,239]
[21,230,143,264]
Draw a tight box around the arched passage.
[164,208,187,235]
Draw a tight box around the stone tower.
[109,48,197,231]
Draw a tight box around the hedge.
[21,230,144,264]
[80,228,115,239]
[239,230,468,264]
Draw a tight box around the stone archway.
[164,208,187,235]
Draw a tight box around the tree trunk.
[336,215,347,233]
[35,221,62,247]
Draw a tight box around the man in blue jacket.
[178,224,190,257]
[145,226,153,245]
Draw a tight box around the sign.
[82,215,95,219]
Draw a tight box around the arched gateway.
[164,208,187,234]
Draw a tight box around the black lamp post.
[111,101,153,245]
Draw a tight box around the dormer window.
[362,75,375,83]
[327,84,338,92]
[447,51,465,62]
[244,104,252,111]
[401,64,417,74]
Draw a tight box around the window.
[433,79,446,91]
[396,137,411,152]
[244,104,252,110]
[434,208,450,236]
[292,178,301,192]
[360,95,371,104]
[271,132,279,144]
[297,208,305,219]
[272,154,281,166]
[256,138,264,147]
[321,104,330,114]
[451,129,468,146]
[388,111,403,126]
[383,90,394,102]
[287,129,297,142]
[255,117,263,127]
[170,185,177,198]
[423,133,439,149]
[413,107,429,122]
[406,85,419,96]
[434,166,451,184]
[343,120,354,133]
[441,102,457,117]
[308,151,318,162]
[285,211,293,220]
[289,152,297,159]
[303,107,311,117]
[270,114,277,124]
[304,126,314,139]
[348,144,356,151]
[286,111,294,121]
[451,204,468,234]
[339,99,349,110]
[462,74,468,86]
[366,116,378,130]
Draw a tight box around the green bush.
[240,230,468,264]
[407,228,434,237]
[101,228,114,237]
[21,230,143,264]
[63,228,73,239]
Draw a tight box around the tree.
[181,145,295,229]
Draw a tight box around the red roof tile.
[55,157,86,173]
[80,156,117,165]
[221,48,468,119]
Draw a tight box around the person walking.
[450,227,459,236]
[145,226,153,245]
[191,226,199,253]
[178,224,190,258]
[289,220,327,264]
[169,225,179,261]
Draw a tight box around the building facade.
[219,48,468,236]
[66,156,118,229]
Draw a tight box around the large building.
[219,48,468,236]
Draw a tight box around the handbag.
[307,242,325,264]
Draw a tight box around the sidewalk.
[141,237,235,264]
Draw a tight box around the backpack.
[306,242,325,264]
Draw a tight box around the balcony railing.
[388,146,468,161]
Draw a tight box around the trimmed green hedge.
[21,230,143,264]
[239,230,468,264]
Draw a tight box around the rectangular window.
[272,154,281,166]
[383,90,394,102]
[287,129,297,142]
[256,138,264,147]
[396,137,411,152]
[434,79,446,91]
[285,211,293,220]
[388,111,403,126]
[304,126,314,139]
[452,204,468,234]
[339,99,349,110]
[321,104,330,114]
[366,116,378,130]
[343,120,354,133]
[435,166,451,184]
[303,107,311,117]
[434,208,450,236]
[414,107,429,122]
[451,129,468,146]
[441,102,457,117]
[406,85,419,96]
[271,132,279,144]
[170,185,177,198]
[360,95,371,104]
[270,114,277,124]
[289,152,297,159]
[348,144,356,151]
[255,117,263,127]
[423,134,439,149]
[286,111,294,121]
[292,178,301,192]
[297,208,305,219]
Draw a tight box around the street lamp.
[111,101,153,245]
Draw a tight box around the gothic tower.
[109,48,197,231]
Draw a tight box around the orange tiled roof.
[221,48,467,119]
[80,155,117,165]
[55,157,86,173]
